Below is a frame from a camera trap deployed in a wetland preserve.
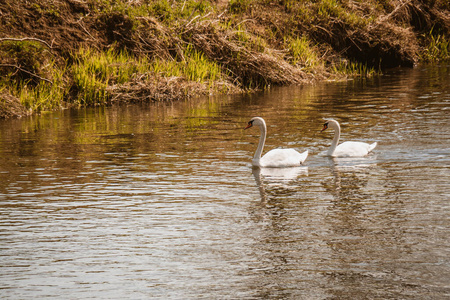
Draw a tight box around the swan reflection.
[325,157,378,201]
[252,166,308,205]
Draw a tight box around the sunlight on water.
[1,65,449,299]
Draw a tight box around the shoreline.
[1,0,449,118]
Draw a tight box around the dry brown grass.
[182,19,315,88]
[109,76,217,103]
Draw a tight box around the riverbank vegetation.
[1,0,449,118]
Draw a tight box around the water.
[1,65,449,299]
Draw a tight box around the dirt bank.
[1,0,449,118]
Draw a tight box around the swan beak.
[244,123,253,129]
[321,125,328,132]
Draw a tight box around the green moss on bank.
[0,0,449,117]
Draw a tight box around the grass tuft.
[72,47,150,105]
[331,60,378,77]
[0,40,67,112]
[420,32,450,62]
[286,36,323,70]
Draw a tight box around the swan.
[321,119,377,157]
[245,117,308,167]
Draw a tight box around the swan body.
[322,119,377,157]
[245,117,308,167]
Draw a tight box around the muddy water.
[1,65,449,299]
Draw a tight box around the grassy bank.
[0,0,449,118]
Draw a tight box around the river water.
[1,65,449,299]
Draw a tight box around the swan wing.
[333,141,376,157]
[258,149,308,168]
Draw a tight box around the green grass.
[229,0,251,14]
[286,36,323,70]
[331,60,378,77]
[275,0,370,29]
[234,24,267,53]
[183,47,222,82]
[90,0,214,25]
[150,46,223,84]
[72,45,224,105]
[72,47,150,105]
[0,39,68,112]
[17,82,64,112]
[421,33,450,62]
[316,0,369,27]
[2,72,67,112]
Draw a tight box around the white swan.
[321,119,377,157]
[245,117,308,167]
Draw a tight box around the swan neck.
[254,123,266,160]
[328,123,340,155]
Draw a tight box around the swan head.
[321,119,340,132]
[245,117,266,130]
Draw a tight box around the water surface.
[1,65,449,299]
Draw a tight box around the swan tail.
[368,142,377,152]
[299,150,309,164]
